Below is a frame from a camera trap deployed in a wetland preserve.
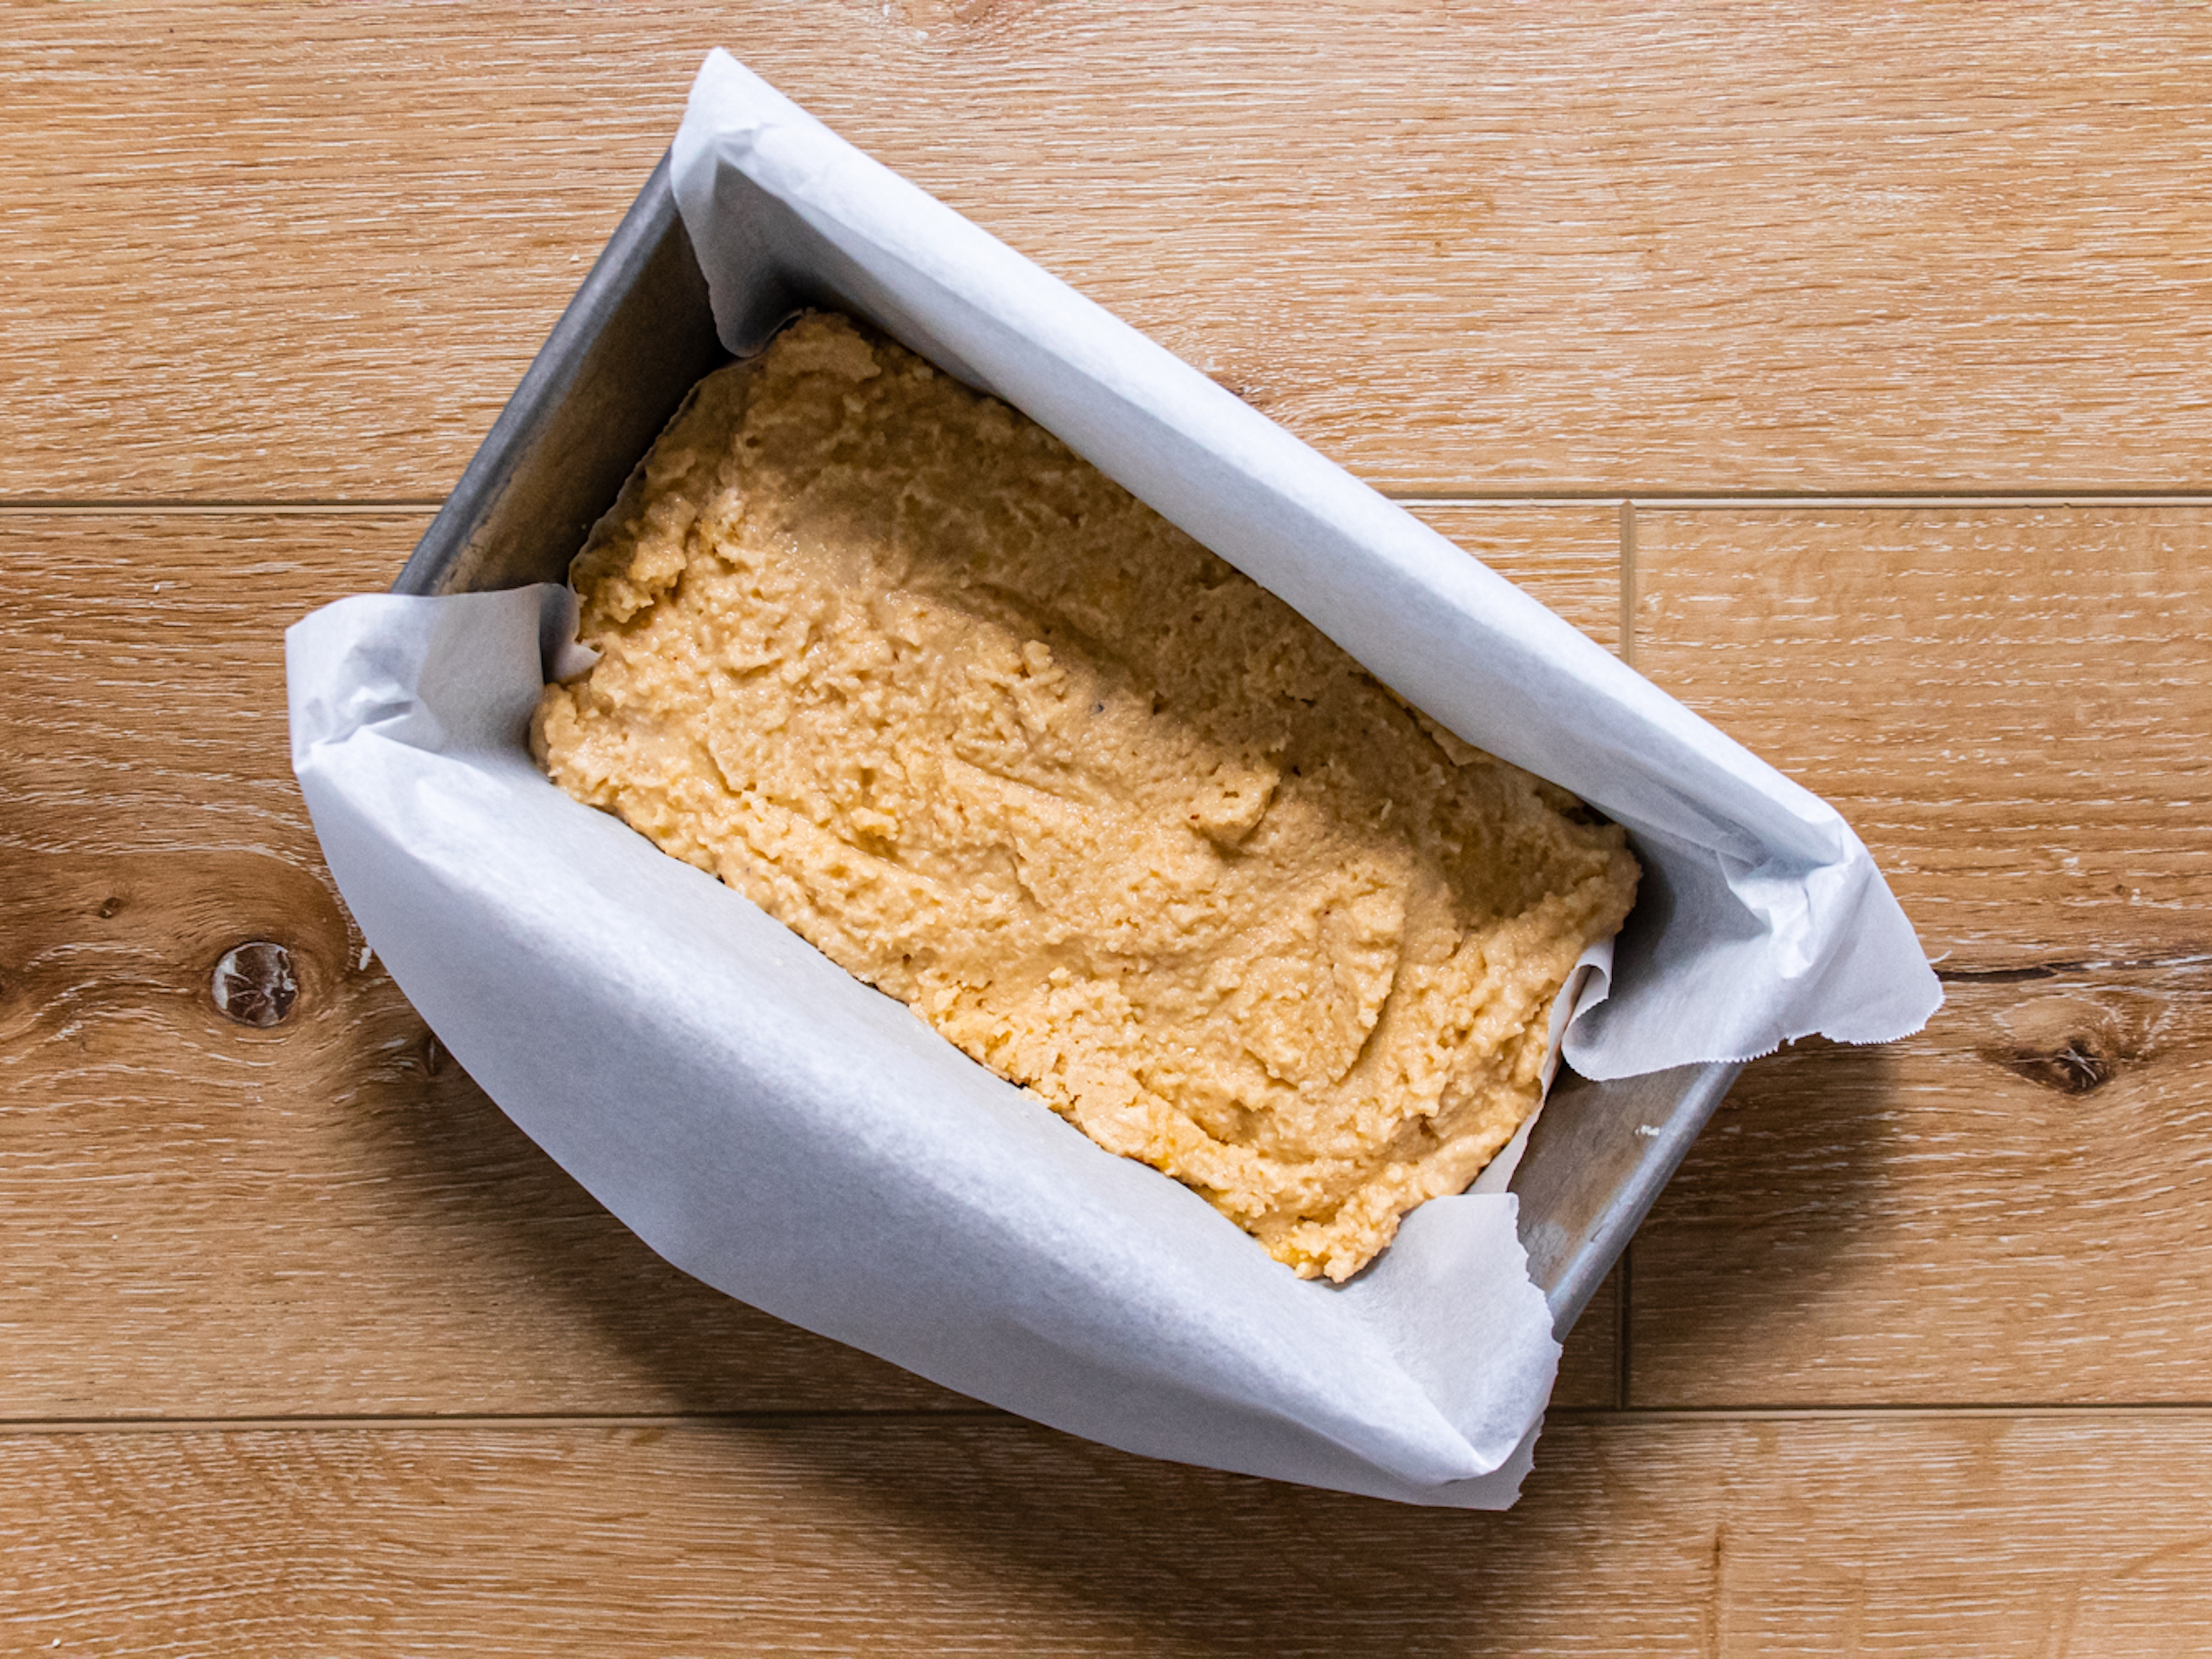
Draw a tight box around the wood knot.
[1994,1037,2114,1095]
[211,940,300,1029]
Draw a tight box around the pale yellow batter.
[534,312,1638,1281]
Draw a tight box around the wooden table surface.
[6,5,2211,1652]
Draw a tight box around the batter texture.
[534,312,1638,1281]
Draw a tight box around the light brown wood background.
[5,4,2210,1652]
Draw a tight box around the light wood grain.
[1410,502,1623,653]
[0,509,945,1413]
[0,507,1618,1416]
[9,4,2212,500]
[1630,964,2212,1408]
[0,836,980,1418]
[17,6,2212,1636]
[6,1412,2212,1655]
[1631,505,2212,968]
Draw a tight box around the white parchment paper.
[286,51,1940,1509]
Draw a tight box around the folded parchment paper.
[286,52,1939,1508]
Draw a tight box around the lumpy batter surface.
[534,312,1638,1281]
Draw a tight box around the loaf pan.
[392,152,1742,1341]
